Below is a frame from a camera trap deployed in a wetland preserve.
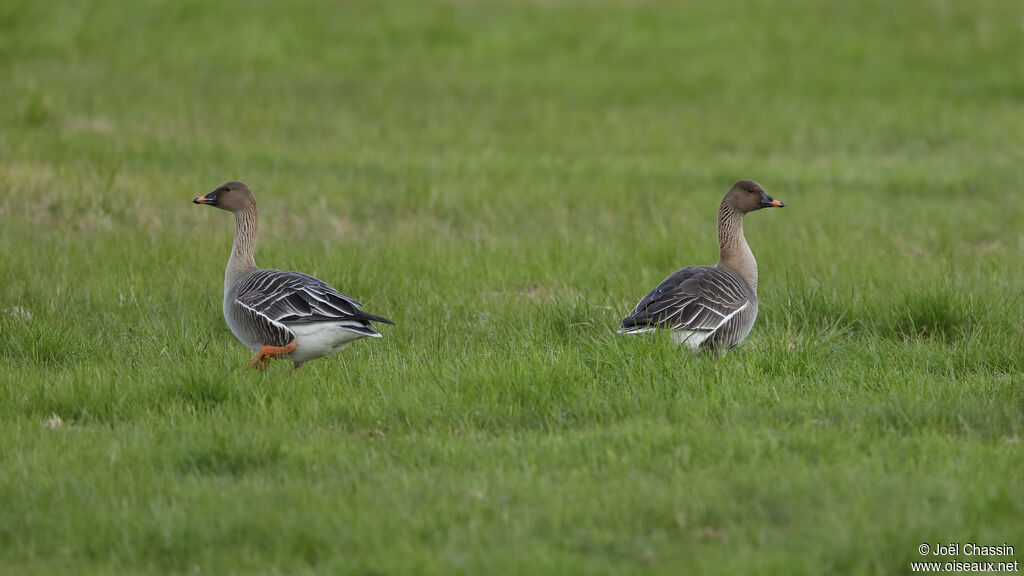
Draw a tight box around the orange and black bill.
[192,190,218,206]
[760,192,785,208]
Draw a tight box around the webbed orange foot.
[245,341,297,370]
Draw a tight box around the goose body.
[620,265,758,351]
[619,180,783,353]
[194,181,393,369]
[225,268,392,366]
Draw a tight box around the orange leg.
[245,342,297,370]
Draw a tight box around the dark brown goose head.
[193,181,256,213]
[725,179,785,213]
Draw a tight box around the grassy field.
[2,0,1023,574]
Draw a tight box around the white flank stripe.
[236,300,290,332]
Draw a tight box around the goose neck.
[716,202,758,293]
[227,206,259,284]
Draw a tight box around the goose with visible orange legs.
[193,181,393,370]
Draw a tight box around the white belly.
[287,322,377,365]
[671,330,712,350]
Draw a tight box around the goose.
[618,180,784,352]
[193,181,393,370]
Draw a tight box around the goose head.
[193,181,255,213]
[725,179,785,213]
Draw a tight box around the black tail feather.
[359,311,395,326]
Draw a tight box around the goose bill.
[760,192,785,208]
[192,191,218,206]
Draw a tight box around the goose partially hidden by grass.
[193,181,393,370]
[619,180,785,353]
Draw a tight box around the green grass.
[2,0,1023,574]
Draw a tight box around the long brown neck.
[715,200,758,293]
[226,205,259,287]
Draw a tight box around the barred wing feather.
[235,269,393,330]
[620,266,752,336]
[234,299,296,348]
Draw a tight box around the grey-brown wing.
[235,269,393,332]
[232,298,296,347]
[619,266,752,334]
